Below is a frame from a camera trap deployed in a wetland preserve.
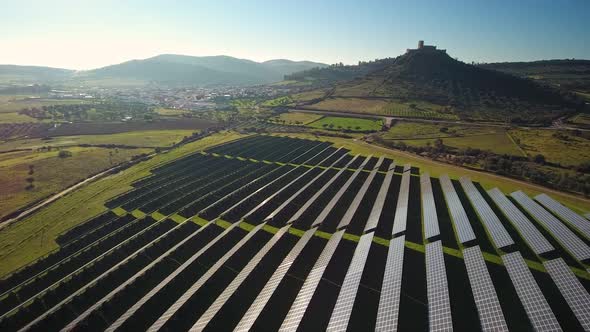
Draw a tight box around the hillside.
[0,56,327,87]
[481,59,590,94]
[0,65,74,85]
[288,49,582,124]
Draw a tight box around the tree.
[533,154,546,165]
[28,165,35,175]
[25,177,35,190]
[58,150,73,158]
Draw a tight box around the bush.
[58,150,73,158]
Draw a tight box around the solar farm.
[1,135,590,332]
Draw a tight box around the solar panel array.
[375,235,405,332]
[440,174,477,244]
[511,191,590,262]
[544,258,590,331]
[425,240,453,331]
[288,156,363,225]
[462,245,509,331]
[20,220,213,331]
[326,231,374,331]
[241,154,339,220]
[364,169,394,232]
[501,252,561,331]
[235,227,316,331]
[421,173,440,239]
[8,135,590,332]
[487,188,554,255]
[63,220,218,331]
[189,225,291,331]
[279,230,345,331]
[535,193,590,240]
[143,223,266,332]
[460,177,514,249]
[337,158,384,229]
[310,157,369,227]
[265,154,357,221]
[391,167,411,235]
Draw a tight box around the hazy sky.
[1,0,588,70]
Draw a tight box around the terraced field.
[1,135,590,331]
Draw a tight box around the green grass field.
[307,116,383,131]
[307,97,389,114]
[509,128,590,166]
[0,112,39,123]
[261,96,294,107]
[399,134,524,155]
[154,108,192,116]
[383,122,503,139]
[0,96,90,113]
[0,146,153,221]
[307,97,457,120]
[270,112,323,125]
[0,130,198,151]
[0,131,248,277]
[382,122,524,155]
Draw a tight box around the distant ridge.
[0,55,327,86]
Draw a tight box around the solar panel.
[234,227,317,332]
[460,177,514,249]
[217,148,333,219]
[501,252,561,331]
[487,188,554,255]
[142,223,266,332]
[364,170,394,232]
[511,191,590,262]
[287,155,368,223]
[17,219,211,331]
[391,169,411,235]
[375,235,405,332]
[279,230,345,331]
[337,161,383,230]
[326,231,375,331]
[462,245,508,331]
[374,156,385,170]
[189,225,291,331]
[240,148,346,220]
[264,154,357,221]
[535,193,590,240]
[544,258,590,330]
[64,221,223,332]
[425,240,453,332]
[439,174,476,244]
[421,173,440,240]
[310,157,373,227]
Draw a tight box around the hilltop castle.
[406,40,446,54]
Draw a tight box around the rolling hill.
[287,48,583,124]
[480,59,590,94]
[0,55,327,87]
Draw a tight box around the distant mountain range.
[0,55,327,87]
